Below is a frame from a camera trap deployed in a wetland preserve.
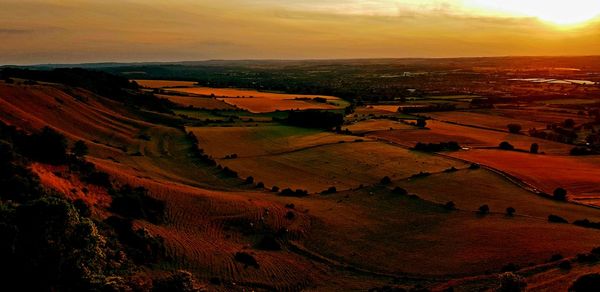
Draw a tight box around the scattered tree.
[530,143,539,154]
[553,188,567,201]
[548,214,568,224]
[570,273,600,292]
[507,124,522,134]
[478,204,490,215]
[380,176,392,185]
[506,207,516,216]
[499,141,515,150]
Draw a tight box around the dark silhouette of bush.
[499,141,515,150]
[285,211,295,220]
[153,270,200,292]
[548,254,563,262]
[392,187,408,196]
[25,127,68,164]
[109,185,166,224]
[234,252,259,268]
[285,110,344,129]
[570,273,600,291]
[576,253,599,263]
[553,188,567,201]
[506,207,516,216]
[559,260,572,270]
[478,204,490,215]
[564,119,576,128]
[256,182,264,188]
[380,176,392,185]
[256,235,281,251]
[271,186,280,192]
[279,188,308,197]
[104,216,166,264]
[322,186,337,194]
[411,171,431,179]
[548,214,568,223]
[222,167,238,178]
[73,199,91,217]
[444,166,458,173]
[469,163,481,170]
[444,201,456,210]
[245,176,254,184]
[497,272,526,292]
[507,124,522,134]
[285,203,295,209]
[530,143,539,154]
[571,147,594,156]
[71,140,88,157]
[413,141,460,152]
[416,119,427,128]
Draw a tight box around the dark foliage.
[322,186,337,194]
[478,204,490,215]
[153,270,200,292]
[392,187,408,196]
[506,207,516,216]
[553,188,567,201]
[234,251,259,268]
[530,143,539,154]
[380,176,392,185]
[444,201,456,210]
[548,215,568,224]
[507,124,522,134]
[499,141,515,150]
[110,185,166,224]
[71,140,89,157]
[285,110,344,129]
[279,188,309,197]
[413,141,460,152]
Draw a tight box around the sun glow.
[467,0,600,25]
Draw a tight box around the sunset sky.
[2,0,600,64]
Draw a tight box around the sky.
[1,0,600,65]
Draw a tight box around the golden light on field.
[467,0,600,25]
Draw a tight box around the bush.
[530,143,539,154]
[478,204,490,215]
[271,186,280,192]
[153,270,201,292]
[499,141,515,150]
[571,147,594,156]
[71,140,89,157]
[392,187,408,196]
[498,272,527,292]
[27,127,68,164]
[234,252,259,268]
[553,188,567,201]
[548,214,568,224]
[507,124,522,134]
[256,182,264,188]
[559,260,572,270]
[549,254,563,262]
[413,141,460,152]
[322,186,337,194]
[109,185,166,224]
[469,163,481,170]
[444,201,456,210]
[506,207,516,216]
[380,176,392,185]
[245,176,254,184]
[279,188,308,197]
[570,273,600,291]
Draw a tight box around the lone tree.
[416,119,427,128]
[506,207,516,216]
[71,140,88,157]
[479,204,490,215]
[380,176,391,185]
[499,141,515,150]
[530,143,539,154]
[507,124,522,134]
[554,188,567,201]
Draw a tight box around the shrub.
[553,188,567,201]
[570,273,600,291]
[279,188,308,197]
[153,270,201,292]
[27,127,68,164]
[497,272,527,292]
[392,187,408,196]
[416,119,427,128]
[549,254,563,262]
[234,252,259,268]
[322,186,337,194]
[71,140,88,157]
[576,253,599,263]
[413,141,460,152]
[245,176,254,184]
[506,207,516,216]
[222,167,238,178]
[109,185,166,224]
[469,163,481,170]
[507,124,522,134]
[478,204,490,215]
[530,143,539,154]
[256,235,281,251]
[499,141,515,150]
[271,186,280,192]
[256,182,264,188]
[380,176,392,185]
[548,214,568,224]
[285,211,295,220]
[444,201,456,210]
[559,260,572,270]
